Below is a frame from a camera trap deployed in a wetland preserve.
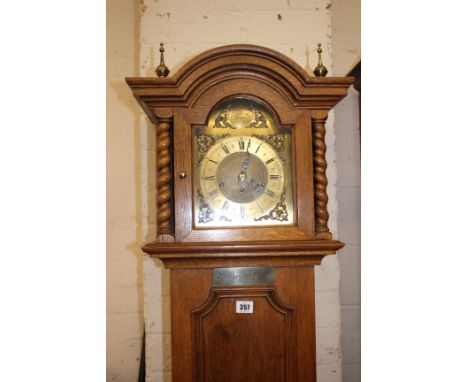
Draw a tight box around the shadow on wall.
[108,76,146,370]
[110,74,173,380]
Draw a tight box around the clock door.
[174,91,316,242]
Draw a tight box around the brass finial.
[155,42,170,77]
[313,43,328,77]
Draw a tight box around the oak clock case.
[126,44,354,382]
[194,97,295,228]
[173,86,317,243]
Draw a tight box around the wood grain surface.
[171,267,316,382]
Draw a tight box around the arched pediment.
[126,44,354,121]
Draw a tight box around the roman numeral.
[238,139,245,150]
[255,143,262,153]
[265,158,275,165]
[269,174,280,179]
[204,176,215,181]
[209,189,219,199]
[240,205,245,218]
[208,159,218,164]
[222,200,230,210]
[221,144,229,154]
[264,188,275,198]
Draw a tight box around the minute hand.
[240,152,251,172]
[240,148,251,173]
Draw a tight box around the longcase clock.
[126,44,354,382]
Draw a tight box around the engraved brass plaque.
[212,266,275,287]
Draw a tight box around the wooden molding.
[126,44,354,120]
[142,240,344,268]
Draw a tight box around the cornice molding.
[126,44,354,120]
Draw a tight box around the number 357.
[236,301,253,313]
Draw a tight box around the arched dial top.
[193,97,295,228]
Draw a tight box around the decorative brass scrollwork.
[213,106,268,129]
[253,134,287,162]
[254,190,289,222]
[196,134,229,166]
[197,189,214,223]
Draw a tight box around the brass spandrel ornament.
[313,43,328,77]
[252,133,287,162]
[254,189,289,222]
[195,133,229,166]
[155,42,170,77]
[196,189,215,224]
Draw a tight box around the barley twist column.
[155,111,174,241]
[313,114,332,240]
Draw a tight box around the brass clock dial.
[200,135,284,221]
[193,97,295,228]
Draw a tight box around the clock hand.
[238,149,251,189]
[250,179,265,193]
[241,154,250,173]
[240,157,249,173]
[238,158,250,187]
[239,147,251,179]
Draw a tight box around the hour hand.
[250,179,265,193]
[240,158,249,173]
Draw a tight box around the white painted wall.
[138,1,343,381]
[107,0,144,380]
[331,0,361,76]
[335,88,361,382]
[331,0,361,380]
